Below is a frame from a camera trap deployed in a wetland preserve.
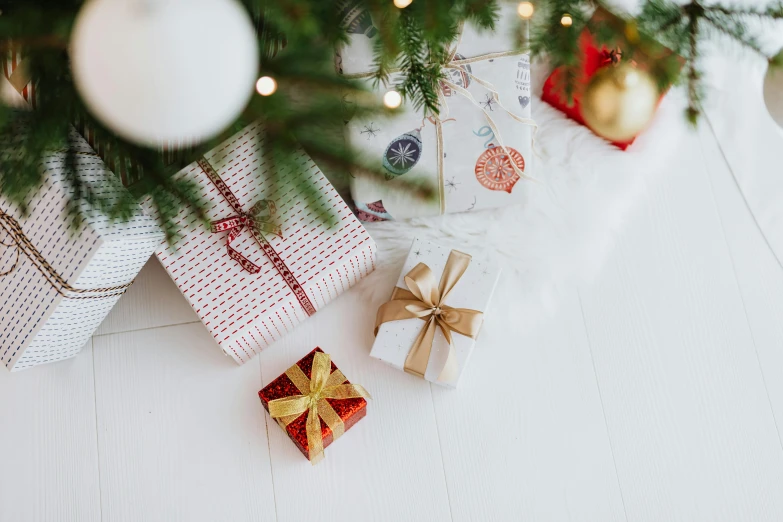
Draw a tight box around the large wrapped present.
[0,130,163,371]
[146,121,377,364]
[371,238,501,387]
[338,3,535,220]
[259,347,370,464]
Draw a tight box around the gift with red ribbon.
[144,121,377,364]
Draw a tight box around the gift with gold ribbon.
[259,348,371,464]
[370,238,501,387]
[339,3,535,221]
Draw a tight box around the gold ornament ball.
[581,63,659,143]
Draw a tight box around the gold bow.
[374,250,484,383]
[268,352,371,465]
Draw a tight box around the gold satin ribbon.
[374,250,484,383]
[268,352,371,465]
[343,24,538,214]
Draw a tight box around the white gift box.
[370,238,501,388]
[0,130,163,371]
[339,4,533,220]
[148,121,377,364]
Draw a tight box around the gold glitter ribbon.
[374,250,484,383]
[268,352,371,465]
[0,208,133,299]
[343,24,538,214]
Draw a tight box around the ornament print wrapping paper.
[370,238,501,388]
[146,122,377,365]
[0,130,163,371]
[338,3,534,220]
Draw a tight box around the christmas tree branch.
[0,0,781,234]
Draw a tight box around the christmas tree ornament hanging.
[581,63,658,143]
[383,128,423,179]
[70,0,258,148]
[339,0,378,38]
[764,52,783,129]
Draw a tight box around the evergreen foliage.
[0,0,780,237]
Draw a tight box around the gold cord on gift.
[268,352,371,464]
[0,209,133,299]
[343,23,539,214]
[374,250,484,383]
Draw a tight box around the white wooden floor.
[2,114,783,521]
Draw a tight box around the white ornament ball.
[764,57,783,128]
[70,0,258,148]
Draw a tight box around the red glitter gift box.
[259,348,369,463]
[541,9,679,150]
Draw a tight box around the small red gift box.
[541,10,677,150]
[259,348,370,463]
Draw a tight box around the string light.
[255,76,277,96]
[560,14,573,27]
[383,90,402,109]
[517,2,534,19]
[393,0,413,8]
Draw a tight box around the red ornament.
[541,9,679,150]
[474,146,525,193]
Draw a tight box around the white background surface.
[3,85,783,521]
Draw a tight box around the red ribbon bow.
[198,157,317,316]
[211,198,282,275]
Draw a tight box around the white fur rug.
[351,69,688,330]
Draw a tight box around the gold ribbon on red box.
[268,351,371,464]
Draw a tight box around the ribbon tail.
[437,342,460,384]
[306,403,325,465]
[404,316,438,378]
